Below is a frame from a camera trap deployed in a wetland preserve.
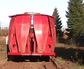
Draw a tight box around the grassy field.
[55,43,84,69]
[55,57,84,69]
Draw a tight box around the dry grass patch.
[55,57,84,69]
[0,36,7,60]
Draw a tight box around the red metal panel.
[8,52,55,56]
[44,31,52,53]
[34,15,49,53]
[42,16,53,53]
[8,17,18,52]
[40,16,50,53]
[49,17,56,52]
[34,15,43,53]
[15,15,31,53]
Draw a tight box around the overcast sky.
[0,0,69,28]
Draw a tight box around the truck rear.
[7,12,56,60]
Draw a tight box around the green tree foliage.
[52,8,63,38]
[66,0,84,37]
[52,8,62,30]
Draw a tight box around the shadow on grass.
[54,46,84,64]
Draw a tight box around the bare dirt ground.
[1,61,57,69]
[0,36,57,69]
[0,36,84,69]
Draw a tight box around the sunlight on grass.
[72,64,84,69]
[55,57,84,69]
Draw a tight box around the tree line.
[52,0,84,45]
